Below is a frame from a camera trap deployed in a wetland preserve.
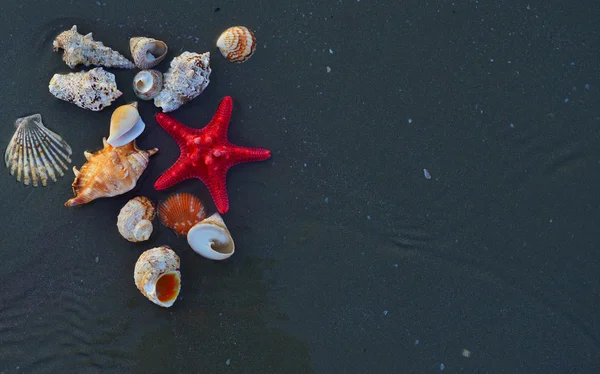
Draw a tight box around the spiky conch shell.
[117,196,155,242]
[133,70,163,100]
[157,192,206,236]
[64,139,158,207]
[216,26,256,63]
[4,114,72,187]
[187,213,235,260]
[134,246,181,308]
[49,68,123,111]
[130,37,168,69]
[153,51,211,112]
[53,25,135,69]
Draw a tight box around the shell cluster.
[49,68,122,111]
[117,196,155,242]
[4,114,72,187]
[217,26,257,63]
[134,246,181,307]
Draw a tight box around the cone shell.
[107,102,145,147]
[133,70,163,100]
[134,246,181,308]
[4,114,72,187]
[53,25,134,69]
[216,26,256,63]
[49,67,122,111]
[158,193,206,236]
[117,196,155,242]
[130,37,168,69]
[187,213,235,260]
[65,139,158,207]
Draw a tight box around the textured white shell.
[153,51,211,112]
[133,70,163,100]
[107,102,145,147]
[4,114,72,187]
[134,246,181,308]
[53,25,134,69]
[49,67,122,111]
[130,37,168,69]
[187,213,235,260]
[216,26,256,63]
[117,196,155,242]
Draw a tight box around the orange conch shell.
[65,138,158,207]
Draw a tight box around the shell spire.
[53,25,135,69]
[65,139,158,207]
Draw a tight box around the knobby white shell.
[117,196,155,242]
[187,213,235,260]
[4,114,72,187]
[107,102,145,147]
[134,246,181,308]
[216,26,256,63]
[49,67,122,111]
[133,70,163,100]
[130,37,168,69]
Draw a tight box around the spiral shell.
[158,192,206,236]
[107,102,145,147]
[134,246,181,308]
[187,213,235,260]
[130,37,168,69]
[117,196,155,242]
[216,26,256,63]
[133,70,163,100]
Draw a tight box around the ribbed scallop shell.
[4,114,72,187]
[216,26,256,63]
[158,192,206,236]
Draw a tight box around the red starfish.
[154,96,271,214]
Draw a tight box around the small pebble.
[423,169,432,180]
[329,49,334,54]
[95,257,99,263]
[509,123,514,128]
[564,98,569,103]
[225,359,231,366]
[367,215,371,221]
[324,197,329,204]
[585,84,590,89]
[326,66,331,73]
[408,119,413,124]
[462,349,472,358]
[394,264,398,268]
[414,339,419,345]
[440,363,445,371]
[383,310,388,315]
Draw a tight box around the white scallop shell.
[133,70,163,100]
[134,246,181,308]
[187,213,235,260]
[107,102,145,147]
[4,114,72,187]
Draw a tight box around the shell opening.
[148,42,167,59]
[134,72,154,94]
[155,271,181,304]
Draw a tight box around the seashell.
[133,70,163,100]
[49,67,122,111]
[107,102,145,147]
[216,26,256,63]
[4,114,72,187]
[65,139,158,207]
[158,193,206,236]
[134,246,181,307]
[53,25,135,69]
[187,213,235,260]
[117,196,155,242]
[130,37,168,69]
[153,51,211,113]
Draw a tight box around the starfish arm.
[227,145,272,166]
[204,169,230,214]
[155,113,199,148]
[205,96,233,140]
[154,158,194,190]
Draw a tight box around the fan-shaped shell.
[134,246,181,308]
[107,102,145,147]
[4,114,72,187]
[133,70,163,100]
[158,192,206,236]
[117,196,155,242]
[65,139,158,207]
[216,26,256,63]
[130,37,168,69]
[187,213,235,260]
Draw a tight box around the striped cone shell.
[216,26,256,63]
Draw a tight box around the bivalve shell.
[130,37,168,69]
[117,196,155,242]
[133,70,163,100]
[187,213,235,260]
[216,26,256,63]
[158,192,206,236]
[134,246,181,307]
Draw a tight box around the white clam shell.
[130,37,168,69]
[134,246,181,308]
[4,114,72,187]
[133,70,163,100]
[107,102,145,147]
[117,196,155,242]
[187,213,235,260]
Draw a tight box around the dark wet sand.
[1,1,600,373]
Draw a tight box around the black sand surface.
[1,0,600,373]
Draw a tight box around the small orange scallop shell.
[158,193,206,236]
[216,26,256,63]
